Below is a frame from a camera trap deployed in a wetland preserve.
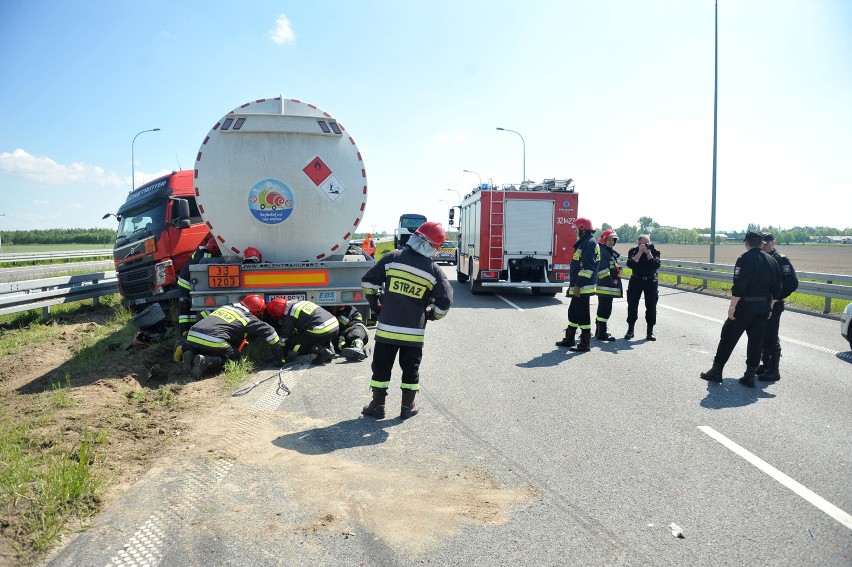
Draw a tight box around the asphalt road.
[45,267,852,567]
[0,260,114,282]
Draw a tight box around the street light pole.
[446,188,461,206]
[496,127,525,183]
[463,169,482,189]
[132,128,161,191]
[709,0,718,264]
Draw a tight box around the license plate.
[269,293,306,303]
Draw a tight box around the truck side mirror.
[449,208,455,221]
[174,199,191,229]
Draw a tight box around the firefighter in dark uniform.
[333,305,370,361]
[555,217,599,351]
[361,221,453,420]
[173,294,282,379]
[594,229,623,341]
[757,232,799,381]
[177,237,221,336]
[700,231,782,387]
[624,235,661,340]
[268,298,339,365]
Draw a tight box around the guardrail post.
[824,280,832,314]
[42,305,51,319]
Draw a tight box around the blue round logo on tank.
[247,179,294,224]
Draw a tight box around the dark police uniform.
[758,233,799,380]
[704,232,781,385]
[625,242,661,337]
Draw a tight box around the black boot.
[646,324,656,341]
[555,326,577,347]
[362,387,387,419]
[755,347,772,376]
[342,339,367,361]
[624,322,635,340]
[595,322,616,342]
[191,354,224,380]
[400,389,419,419]
[572,329,592,352]
[700,364,724,384]
[759,350,781,382]
[738,366,757,388]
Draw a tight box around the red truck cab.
[109,170,210,307]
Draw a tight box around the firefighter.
[594,229,623,341]
[624,235,661,340]
[268,298,339,364]
[555,217,599,352]
[756,232,799,381]
[700,231,782,387]
[242,246,262,263]
[333,305,370,361]
[173,294,282,379]
[177,236,221,336]
[361,233,376,258]
[361,221,453,420]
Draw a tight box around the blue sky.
[1,0,850,235]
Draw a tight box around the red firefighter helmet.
[267,297,288,320]
[415,221,446,249]
[243,246,262,262]
[205,236,220,255]
[240,294,266,317]
[575,217,594,231]
[598,229,619,244]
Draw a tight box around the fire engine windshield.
[116,203,166,241]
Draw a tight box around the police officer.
[624,235,661,340]
[174,294,282,379]
[555,217,599,351]
[594,229,623,341]
[176,237,221,335]
[361,221,453,420]
[756,232,799,381]
[700,231,782,387]
[268,298,339,365]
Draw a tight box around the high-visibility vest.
[362,238,376,256]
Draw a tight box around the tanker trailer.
[187,96,373,316]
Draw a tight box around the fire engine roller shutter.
[504,199,554,255]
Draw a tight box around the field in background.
[638,243,852,275]
[0,244,112,254]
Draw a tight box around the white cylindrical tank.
[194,97,367,263]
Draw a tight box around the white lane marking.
[496,294,524,311]
[658,303,842,356]
[698,426,852,532]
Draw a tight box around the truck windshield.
[116,203,166,240]
[399,215,427,229]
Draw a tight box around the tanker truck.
[185,96,373,317]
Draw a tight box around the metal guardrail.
[0,271,119,317]
[658,260,852,313]
[0,249,113,263]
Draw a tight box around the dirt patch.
[0,307,226,566]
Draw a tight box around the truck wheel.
[469,275,486,295]
[456,268,469,283]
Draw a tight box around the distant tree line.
[600,218,852,245]
[1,228,115,245]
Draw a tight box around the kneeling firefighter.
[268,298,339,364]
[174,294,283,379]
[333,305,370,361]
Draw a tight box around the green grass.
[0,418,106,551]
[0,244,113,253]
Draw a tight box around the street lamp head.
[153,128,161,132]
[496,127,505,131]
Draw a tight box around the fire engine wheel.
[468,264,486,295]
[456,268,469,283]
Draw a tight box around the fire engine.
[454,179,578,295]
